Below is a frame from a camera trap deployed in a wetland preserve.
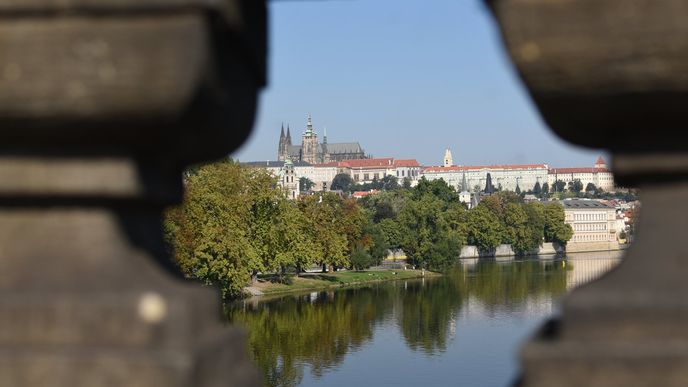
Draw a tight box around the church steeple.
[444,148,453,167]
[280,123,285,139]
[323,127,328,144]
[286,124,292,144]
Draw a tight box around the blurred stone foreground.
[488,1,688,386]
[0,0,266,386]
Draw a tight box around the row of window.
[353,170,420,181]
[572,234,611,242]
[573,213,608,221]
[574,223,608,231]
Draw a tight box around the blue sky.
[233,0,603,167]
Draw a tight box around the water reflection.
[227,253,621,387]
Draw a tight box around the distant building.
[422,163,549,192]
[548,156,615,192]
[241,160,337,193]
[277,114,366,164]
[337,158,422,185]
[561,199,619,252]
[279,159,300,200]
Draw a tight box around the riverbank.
[245,269,437,296]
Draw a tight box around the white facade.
[562,200,617,244]
[421,164,549,192]
[548,157,615,191]
[278,160,300,200]
[337,158,421,185]
[296,164,338,191]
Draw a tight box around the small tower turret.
[595,156,607,169]
[444,148,453,167]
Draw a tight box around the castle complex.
[278,114,366,163]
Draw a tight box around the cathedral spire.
[305,113,314,135]
[323,127,328,144]
[286,125,291,143]
[280,123,285,139]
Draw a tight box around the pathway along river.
[227,252,622,387]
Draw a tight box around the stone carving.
[0,0,266,385]
[487,1,688,386]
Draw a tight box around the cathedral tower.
[301,114,319,164]
[277,123,293,161]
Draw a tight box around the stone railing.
[0,1,266,386]
[487,1,688,385]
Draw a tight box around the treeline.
[164,160,390,299]
[164,161,573,299]
[359,179,573,271]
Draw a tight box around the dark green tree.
[541,182,550,196]
[331,173,354,192]
[552,180,566,193]
[532,181,542,195]
[569,179,584,193]
[299,177,315,192]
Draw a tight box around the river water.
[227,252,622,387]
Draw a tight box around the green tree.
[299,194,349,272]
[515,184,521,194]
[552,180,567,193]
[380,175,400,190]
[504,203,538,255]
[397,194,459,270]
[569,179,584,193]
[165,160,261,299]
[544,203,573,245]
[532,181,542,195]
[378,218,403,249]
[411,177,459,204]
[585,182,597,193]
[467,205,503,253]
[361,221,391,264]
[541,182,550,196]
[299,177,315,192]
[350,245,375,271]
[524,202,546,250]
[331,173,354,192]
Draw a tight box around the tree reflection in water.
[227,257,613,387]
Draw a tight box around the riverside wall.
[459,241,621,259]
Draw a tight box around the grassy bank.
[247,269,438,296]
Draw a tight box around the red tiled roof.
[393,159,420,167]
[549,167,611,174]
[596,156,606,165]
[338,158,394,168]
[422,164,548,173]
[352,190,379,198]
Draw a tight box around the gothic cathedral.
[278,114,367,164]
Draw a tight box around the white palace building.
[420,149,615,193]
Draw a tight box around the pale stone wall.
[422,165,549,192]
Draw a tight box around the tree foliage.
[299,177,315,192]
[331,173,354,192]
[544,203,574,245]
[165,161,576,298]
